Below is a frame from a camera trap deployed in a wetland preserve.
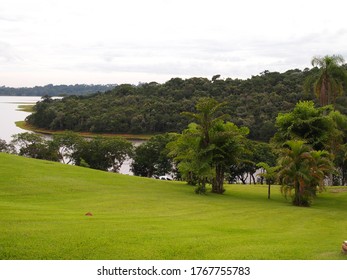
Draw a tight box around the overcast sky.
[1,0,347,87]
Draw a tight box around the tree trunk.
[250,173,256,184]
[239,175,247,185]
[212,164,225,194]
[267,183,271,199]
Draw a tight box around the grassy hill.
[1,152,347,260]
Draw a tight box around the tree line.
[0,84,116,96]
[25,67,327,142]
[25,63,347,142]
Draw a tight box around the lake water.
[0,96,41,142]
[0,96,137,174]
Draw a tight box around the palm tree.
[277,140,334,206]
[308,150,335,196]
[170,98,248,194]
[181,97,228,148]
[305,55,347,108]
[256,162,279,199]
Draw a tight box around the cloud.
[0,41,22,63]
[1,0,347,86]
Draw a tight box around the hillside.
[1,152,347,260]
[25,69,347,142]
[25,70,312,142]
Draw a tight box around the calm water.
[0,96,41,142]
[0,96,138,174]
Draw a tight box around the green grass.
[16,104,35,112]
[1,152,347,260]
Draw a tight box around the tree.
[102,138,134,172]
[73,136,133,172]
[131,134,174,178]
[256,162,279,199]
[0,139,15,154]
[229,140,277,185]
[11,132,59,161]
[210,121,249,192]
[52,131,83,164]
[168,123,214,193]
[168,98,248,194]
[304,55,347,108]
[272,101,347,151]
[334,143,347,185]
[277,140,334,207]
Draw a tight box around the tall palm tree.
[305,55,347,108]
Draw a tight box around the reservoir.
[0,96,41,142]
[0,96,137,174]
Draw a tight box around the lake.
[0,96,137,174]
[0,96,41,142]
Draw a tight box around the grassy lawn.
[0,152,347,260]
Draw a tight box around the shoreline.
[15,121,151,141]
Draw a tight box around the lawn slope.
[0,153,347,260]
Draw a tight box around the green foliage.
[11,132,60,161]
[334,143,347,185]
[168,98,248,194]
[8,132,133,173]
[0,84,115,96]
[131,134,175,178]
[26,69,314,142]
[273,101,347,151]
[73,136,133,172]
[256,162,279,199]
[52,131,84,164]
[168,123,215,193]
[277,140,334,207]
[228,141,277,185]
[0,139,15,153]
[304,55,347,107]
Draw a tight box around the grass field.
[1,152,347,260]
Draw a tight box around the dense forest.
[0,84,116,96]
[26,67,347,142]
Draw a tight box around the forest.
[25,66,347,142]
[0,84,116,96]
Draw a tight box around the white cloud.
[1,0,347,86]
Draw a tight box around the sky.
[1,0,347,87]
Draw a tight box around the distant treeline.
[0,84,116,96]
[26,68,347,142]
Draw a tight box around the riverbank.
[15,102,152,140]
[15,120,152,140]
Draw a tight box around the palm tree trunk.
[212,164,225,194]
